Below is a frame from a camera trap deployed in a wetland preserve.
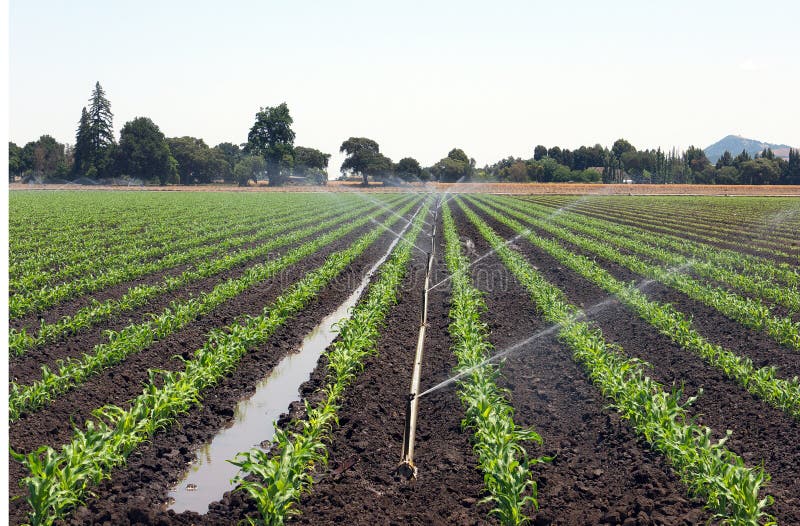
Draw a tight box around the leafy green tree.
[213,142,242,183]
[293,146,330,185]
[740,158,780,185]
[394,157,422,182]
[23,135,69,180]
[168,136,214,184]
[612,138,635,159]
[533,145,547,161]
[86,82,115,177]
[233,155,266,186]
[9,141,23,181]
[572,144,606,170]
[245,103,295,186]
[340,137,392,185]
[293,146,330,172]
[716,166,740,184]
[431,148,474,182]
[684,145,711,174]
[547,146,563,165]
[117,117,178,185]
[507,161,528,182]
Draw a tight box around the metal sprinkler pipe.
[398,198,439,480]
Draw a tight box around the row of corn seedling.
[441,202,547,525]
[460,201,776,525]
[11,203,420,526]
[515,196,800,290]
[467,197,800,420]
[10,199,305,294]
[543,195,800,249]
[8,196,403,355]
[10,193,251,278]
[522,195,797,261]
[9,199,419,421]
[230,200,431,525]
[489,196,799,313]
[9,196,407,319]
[493,198,800,351]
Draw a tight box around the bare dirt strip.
[11,181,800,196]
[464,200,800,524]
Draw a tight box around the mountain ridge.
[704,135,794,163]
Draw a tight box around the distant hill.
[704,135,794,163]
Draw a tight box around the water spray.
[397,199,440,479]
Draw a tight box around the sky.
[8,0,800,173]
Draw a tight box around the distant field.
[8,190,800,525]
[10,181,800,195]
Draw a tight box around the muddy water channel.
[167,209,420,514]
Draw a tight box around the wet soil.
[11,198,799,525]
[462,199,800,523]
[9,208,410,526]
[9,206,375,384]
[451,203,713,525]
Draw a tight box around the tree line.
[480,139,800,185]
[9,84,800,186]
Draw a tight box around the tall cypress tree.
[87,81,115,177]
[73,107,92,176]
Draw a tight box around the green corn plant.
[458,198,776,526]
[229,200,430,526]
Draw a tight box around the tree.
[245,103,295,186]
[340,137,392,186]
[431,148,474,182]
[507,161,528,182]
[394,157,422,182]
[117,117,178,185]
[785,148,800,185]
[293,146,330,185]
[684,145,710,174]
[23,135,69,180]
[213,142,242,183]
[73,107,93,177]
[547,146,563,165]
[740,158,780,185]
[716,150,734,169]
[233,155,266,186]
[9,142,23,181]
[168,136,215,184]
[86,82,115,176]
[533,145,547,161]
[612,138,636,159]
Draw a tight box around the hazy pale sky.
[8,0,800,172]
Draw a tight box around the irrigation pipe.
[398,198,440,479]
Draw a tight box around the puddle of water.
[167,205,422,514]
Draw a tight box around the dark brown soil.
[450,203,713,525]
[8,203,383,384]
[9,206,413,526]
[10,196,798,525]
[519,197,798,264]
[476,197,800,376]
[461,199,800,524]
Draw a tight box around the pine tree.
[86,81,115,176]
[73,107,92,176]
